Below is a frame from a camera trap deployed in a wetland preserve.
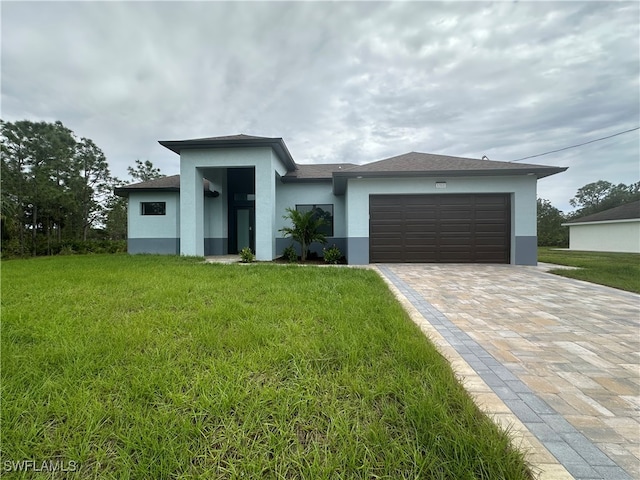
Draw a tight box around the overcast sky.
[2,1,638,212]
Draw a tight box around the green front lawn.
[2,255,532,479]
[538,247,640,294]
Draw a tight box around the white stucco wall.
[128,192,180,238]
[275,181,345,237]
[344,174,538,264]
[568,220,640,253]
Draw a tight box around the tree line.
[1,119,163,257]
[538,180,640,247]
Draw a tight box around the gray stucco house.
[115,134,566,265]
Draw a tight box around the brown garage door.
[370,194,510,263]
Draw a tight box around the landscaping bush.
[239,247,255,263]
[282,244,298,263]
[323,244,342,264]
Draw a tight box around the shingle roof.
[173,134,275,142]
[331,151,567,194]
[342,151,566,177]
[114,175,214,197]
[282,163,357,181]
[564,200,640,224]
[117,142,568,195]
[158,134,297,171]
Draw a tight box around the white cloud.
[2,1,638,212]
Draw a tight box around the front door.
[233,206,255,253]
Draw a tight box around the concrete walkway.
[376,264,639,480]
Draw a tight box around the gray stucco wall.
[128,238,180,255]
[346,237,369,265]
[204,238,228,255]
[514,236,538,265]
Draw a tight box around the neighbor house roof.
[563,200,640,225]
[332,152,567,194]
[114,175,216,197]
[158,134,297,171]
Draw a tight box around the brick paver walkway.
[376,264,639,480]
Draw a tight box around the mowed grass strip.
[538,247,640,293]
[2,255,532,479]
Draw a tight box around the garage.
[369,194,511,263]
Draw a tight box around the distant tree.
[569,181,640,219]
[279,208,327,262]
[537,199,568,247]
[127,159,163,182]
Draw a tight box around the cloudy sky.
[2,1,638,212]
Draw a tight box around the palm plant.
[279,207,327,262]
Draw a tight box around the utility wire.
[510,126,639,162]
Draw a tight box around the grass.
[538,247,640,294]
[2,255,532,479]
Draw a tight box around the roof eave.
[332,167,568,194]
[158,137,297,172]
[114,187,180,197]
[562,218,640,226]
[281,176,333,183]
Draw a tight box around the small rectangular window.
[296,204,334,237]
[141,202,166,215]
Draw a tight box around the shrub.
[282,245,298,263]
[239,247,255,263]
[279,208,327,262]
[323,244,342,264]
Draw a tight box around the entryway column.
[254,161,275,261]
[180,165,204,256]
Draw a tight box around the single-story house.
[562,200,640,253]
[114,134,567,265]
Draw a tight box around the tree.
[537,199,568,247]
[569,181,640,219]
[279,208,327,262]
[127,159,163,182]
[1,120,77,254]
[1,119,115,256]
[71,138,113,240]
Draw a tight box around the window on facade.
[141,202,166,216]
[296,204,334,237]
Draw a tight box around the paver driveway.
[376,264,639,480]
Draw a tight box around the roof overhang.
[562,218,640,227]
[332,166,568,195]
[280,176,333,184]
[114,186,179,197]
[158,137,297,172]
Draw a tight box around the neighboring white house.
[562,200,640,253]
[115,134,567,265]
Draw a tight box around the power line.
[510,126,639,162]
